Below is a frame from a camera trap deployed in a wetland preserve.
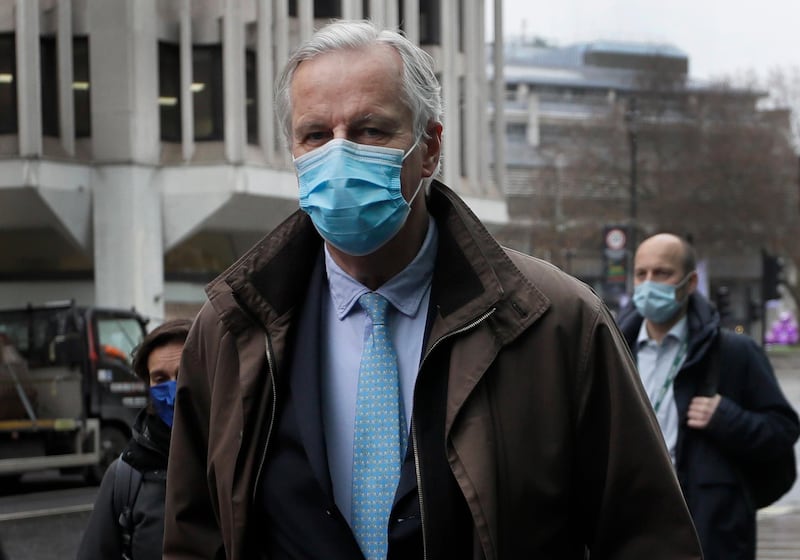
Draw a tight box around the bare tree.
[760,67,800,152]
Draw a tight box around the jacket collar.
[423,181,547,351]
[619,292,720,366]
[206,180,547,352]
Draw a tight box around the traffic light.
[715,286,732,319]
[762,250,784,302]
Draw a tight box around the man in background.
[617,232,799,559]
[78,319,191,559]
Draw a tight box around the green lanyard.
[652,340,688,413]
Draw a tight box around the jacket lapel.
[288,258,334,496]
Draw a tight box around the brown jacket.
[164,181,702,559]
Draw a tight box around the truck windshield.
[0,308,146,368]
[96,317,143,362]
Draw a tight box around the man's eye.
[305,131,329,142]
[359,127,386,140]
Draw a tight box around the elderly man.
[164,20,701,560]
[617,233,799,560]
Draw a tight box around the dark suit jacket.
[618,293,800,560]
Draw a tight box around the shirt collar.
[637,315,689,348]
[325,215,438,320]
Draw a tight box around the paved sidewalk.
[757,504,800,559]
[758,352,800,559]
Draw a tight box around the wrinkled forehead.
[636,239,685,270]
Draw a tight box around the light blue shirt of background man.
[636,316,689,464]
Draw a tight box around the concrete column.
[15,0,43,157]
[275,0,289,70]
[223,0,246,163]
[475,0,489,189]
[526,93,540,147]
[440,0,461,189]
[274,0,290,158]
[87,0,164,319]
[463,0,480,192]
[341,0,362,19]
[369,0,385,27]
[88,0,159,162]
[92,165,165,321]
[384,0,398,29]
[492,0,506,195]
[297,0,313,42]
[257,0,276,162]
[402,0,419,44]
[180,0,195,161]
[57,0,75,156]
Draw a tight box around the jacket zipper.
[413,307,496,560]
[252,332,278,505]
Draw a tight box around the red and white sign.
[605,228,627,251]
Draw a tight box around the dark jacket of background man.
[618,292,800,559]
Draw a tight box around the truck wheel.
[84,425,129,485]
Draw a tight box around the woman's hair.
[132,318,192,384]
[275,19,443,146]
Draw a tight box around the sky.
[486,0,799,81]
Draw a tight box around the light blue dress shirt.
[321,216,438,525]
[636,316,689,465]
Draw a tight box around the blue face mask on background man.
[150,379,177,427]
[633,274,692,324]
[295,137,423,256]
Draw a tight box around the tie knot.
[359,292,390,325]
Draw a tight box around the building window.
[73,37,91,138]
[289,0,340,17]
[0,33,17,134]
[40,37,58,137]
[246,50,257,145]
[39,36,92,139]
[192,45,224,141]
[419,2,441,45]
[158,42,181,142]
[159,43,258,144]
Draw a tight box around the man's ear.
[686,271,699,295]
[421,121,443,178]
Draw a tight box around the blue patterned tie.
[352,292,408,560]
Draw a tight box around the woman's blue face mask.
[150,380,177,427]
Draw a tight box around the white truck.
[0,301,148,485]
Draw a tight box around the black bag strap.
[112,454,143,560]
[698,331,723,396]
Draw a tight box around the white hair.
[275,20,443,147]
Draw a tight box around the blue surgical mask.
[150,380,177,427]
[295,138,423,256]
[633,275,691,324]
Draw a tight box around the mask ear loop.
[402,135,425,207]
[407,179,425,207]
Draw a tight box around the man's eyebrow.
[293,121,325,136]
[350,113,397,128]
